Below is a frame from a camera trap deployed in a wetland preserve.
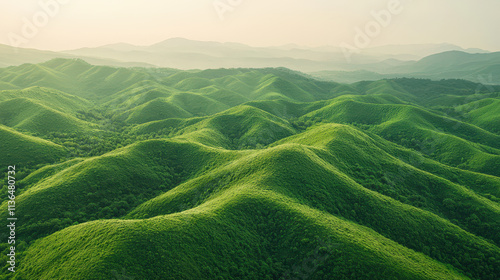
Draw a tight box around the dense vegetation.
[0,59,499,279]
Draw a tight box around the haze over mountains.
[63,38,489,68]
[0,58,499,279]
[1,38,498,84]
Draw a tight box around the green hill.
[0,125,67,168]
[456,98,500,134]
[173,105,297,149]
[0,86,91,113]
[0,97,97,135]
[299,99,500,176]
[117,98,193,123]
[7,136,499,279]
[18,191,472,280]
[0,59,499,280]
[0,59,166,99]
[104,82,174,109]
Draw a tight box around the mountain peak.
[151,37,209,47]
[41,57,91,68]
[99,42,140,51]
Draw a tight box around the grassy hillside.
[0,86,91,113]
[0,59,499,280]
[6,137,499,279]
[0,98,97,135]
[456,98,500,134]
[0,125,67,169]
[0,59,166,99]
[297,99,500,176]
[17,191,473,280]
[172,105,297,149]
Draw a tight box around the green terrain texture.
[0,58,499,280]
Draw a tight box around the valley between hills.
[0,58,499,279]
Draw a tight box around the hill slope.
[0,59,499,280]
[0,125,67,168]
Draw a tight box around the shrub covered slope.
[0,59,499,280]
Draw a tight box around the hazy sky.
[1,0,499,51]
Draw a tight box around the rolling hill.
[0,86,91,113]
[0,125,67,168]
[2,40,498,86]
[0,97,97,135]
[0,59,499,280]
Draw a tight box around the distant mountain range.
[313,51,500,84]
[0,38,498,84]
[0,44,154,69]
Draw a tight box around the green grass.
[1,59,499,280]
[0,86,91,113]
[117,98,193,123]
[0,124,67,168]
[0,98,97,135]
[0,81,19,90]
[13,139,498,279]
[299,99,500,176]
[16,189,472,280]
[104,82,174,109]
[4,131,499,279]
[174,105,297,149]
[457,98,500,134]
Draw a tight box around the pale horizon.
[54,38,498,53]
[1,0,499,52]
[61,38,500,53]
